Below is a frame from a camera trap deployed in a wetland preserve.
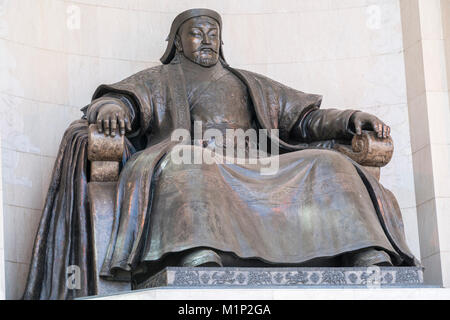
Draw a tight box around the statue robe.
[23,57,418,300]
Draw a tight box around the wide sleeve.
[231,68,323,142]
[277,84,324,138]
[291,108,359,142]
[86,66,165,139]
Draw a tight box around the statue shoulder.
[122,64,165,83]
[232,68,272,82]
[92,64,166,101]
[230,67,293,91]
[229,67,322,106]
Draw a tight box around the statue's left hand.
[350,111,390,138]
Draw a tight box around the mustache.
[194,47,218,53]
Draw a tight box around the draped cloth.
[23,59,419,299]
[22,121,133,300]
[22,120,92,300]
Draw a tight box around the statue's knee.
[312,150,351,169]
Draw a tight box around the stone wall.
[0,0,422,299]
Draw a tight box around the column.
[0,136,6,300]
[400,0,450,286]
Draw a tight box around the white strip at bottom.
[87,287,450,300]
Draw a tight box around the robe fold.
[23,59,418,299]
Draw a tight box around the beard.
[193,51,219,67]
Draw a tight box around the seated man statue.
[23,8,419,299]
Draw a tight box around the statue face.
[176,16,220,67]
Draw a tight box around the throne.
[86,124,394,295]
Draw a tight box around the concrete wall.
[0,0,421,299]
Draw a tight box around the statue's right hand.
[95,103,132,137]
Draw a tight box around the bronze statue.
[23,8,419,300]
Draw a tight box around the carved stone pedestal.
[135,267,424,289]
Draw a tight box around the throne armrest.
[333,131,394,180]
[88,124,124,182]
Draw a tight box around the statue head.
[175,16,220,67]
[160,8,227,66]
